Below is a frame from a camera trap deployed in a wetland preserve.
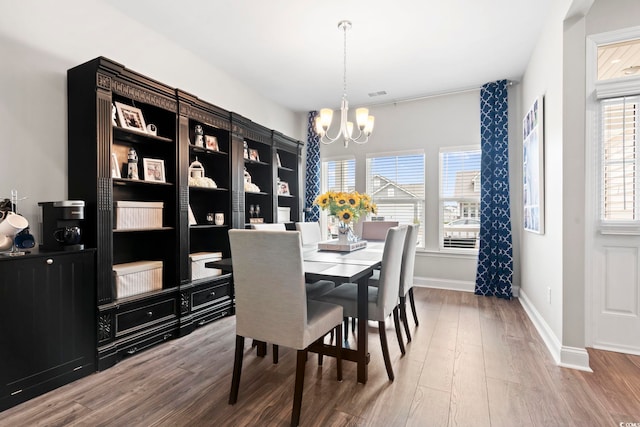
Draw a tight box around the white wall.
[519,0,572,350]
[0,0,299,241]
[319,89,521,291]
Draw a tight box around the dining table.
[206,240,385,384]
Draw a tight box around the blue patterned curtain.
[305,111,321,222]
[475,80,513,299]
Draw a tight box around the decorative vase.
[337,221,357,244]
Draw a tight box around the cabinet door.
[0,252,95,407]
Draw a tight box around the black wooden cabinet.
[0,249,95,412]
[67,57,303,370]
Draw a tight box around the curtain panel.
[475,80,513,299]
[305,111,321,222]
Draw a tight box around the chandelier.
[314,20,375,148]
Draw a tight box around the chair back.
[400,224,419,297]
[250,223,286,230]
[228,230,307,349]
[361,221,399,241]
[295,221,322,245]
[376,226,407,315]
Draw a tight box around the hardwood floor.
[2,288,640,426]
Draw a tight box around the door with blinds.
[587,34,640,355]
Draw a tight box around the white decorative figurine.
[194,125,204,148]
[127,148,139,180]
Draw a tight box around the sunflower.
[347,193,360,207]
[337,209,354,223]
[315,194,330,209]
[335,194,349,207]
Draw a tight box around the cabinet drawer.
[116,298,177,336]
[191,281,231,311]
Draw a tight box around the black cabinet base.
[0,363,94,413]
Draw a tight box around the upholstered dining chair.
[369,223,419,345]
[312,225,407,381]
[247,223,335,364]
[228,229,343,427]
[250,223,286,230]
[295,221,322,245]
[360,220,399,241]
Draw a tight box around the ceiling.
[104,0,554,113]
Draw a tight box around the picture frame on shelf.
[111,152,121,178]
[114,101,147,133]
[278,181,290,196]
[188,205,197,225]
[205,135,219,151]
[143,158,166,183]
[276,153,282,168]
[248,148,260,162]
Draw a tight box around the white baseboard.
[517,289,591,372]
[414,276,474,292]
[592,343,640,357]
[415,277,520,298]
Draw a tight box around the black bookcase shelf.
[67,56,303,372]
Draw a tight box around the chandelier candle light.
[315,20,375,148]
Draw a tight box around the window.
[365,152,425,246]
[321,157,355,238]
[440,147,481,249]
[601,96,639,221]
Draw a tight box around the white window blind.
[601,96,639,221]
[323,158,355,193]
[439,147,481,250]
[321,158,355,238]
[365,152,425,246]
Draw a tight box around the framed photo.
[276,153,282,168]
[143,158,166,183]
[115,101,147,133]
[248,148,260,162]
[523,96,544,234]
[111,152,121,178]
[205,135,219,151]
[278,181,290,196]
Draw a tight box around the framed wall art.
[114,101,147,133]
[143,158,166,183]
[523,96,544,234]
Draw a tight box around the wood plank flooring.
[2,288,640,426]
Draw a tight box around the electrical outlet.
[547,287,552,304]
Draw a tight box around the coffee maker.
[38,201,85,251]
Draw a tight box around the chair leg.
[378,321,395,381]
[291,349,307,427]
[256,340,267,357]
[351,317,356,332]
[273,344,279,364]
[343,317,349,340]
[399,296,412,342]
[335,324,343,382]
[229,335,245,404]
[392,306,406,356]
[409,288,419,326]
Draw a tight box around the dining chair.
[360,220,399,241]
[295,221,322,245]
[247,223,335,363]
[369,223,419,344]
[250,223,286,230]
[312,225,407,381]
[228,229,343,427]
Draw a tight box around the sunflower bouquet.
[314,191,377,224]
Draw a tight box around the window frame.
[438,145,482,251]
[365,149,425,248]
